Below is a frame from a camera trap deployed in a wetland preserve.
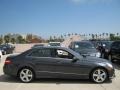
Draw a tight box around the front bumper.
[108,67,115,79]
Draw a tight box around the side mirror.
[72,57,79,63]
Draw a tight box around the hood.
[84,56,110,63]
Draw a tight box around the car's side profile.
[3,47,115,83]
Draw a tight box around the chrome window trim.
[37,71,88,76]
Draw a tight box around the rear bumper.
[3,64,18,76]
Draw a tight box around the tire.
[19,68,34,83]
[91,68,108,83]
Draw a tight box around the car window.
[112,42,119,48]
[75,42,95,49]
[53,49,74,59]
[28,49,51,57]
[49,43,60,46]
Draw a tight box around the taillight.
[5,59,12,64]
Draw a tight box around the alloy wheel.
[19,68,34,83]
[92,69,107,83]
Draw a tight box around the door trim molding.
[37,71,88,76]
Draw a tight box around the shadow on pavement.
[113,62,120,70]
[0,74,112,84]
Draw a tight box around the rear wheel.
[19,68,34,83]
[91,68,108,83]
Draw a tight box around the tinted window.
[49,43,60,46]
[112,42,120,49]
[29,49,51,57]
[102,41,113,48]
[52,49,73,59]
[74,42,95,49]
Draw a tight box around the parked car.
[32,44,44,48]
[48,42,61,47]
[3,46,115,83]
[0,50,2,62]
[97,41,113,58]
[69,41,101,58]
[0,44,15,55]
[101,41,120,62]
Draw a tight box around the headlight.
[90,52,101,57]
[106,63,113,68]
[95,52,101,57]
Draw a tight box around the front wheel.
[91,68,108,83]
[19,68,34,83]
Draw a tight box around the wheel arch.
[17,66,36,78]
[89,66,109,79]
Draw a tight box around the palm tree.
[68,33,71,37]
[92,34,95,40]
[116,33,119,36]
[64,34,66,38]
[102,33,105,39]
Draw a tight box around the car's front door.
[51,49,90,79]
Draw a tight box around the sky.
[0,0,120,38]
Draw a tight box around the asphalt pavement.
[0,54,120,90]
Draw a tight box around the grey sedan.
[3,46,115,83]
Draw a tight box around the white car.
[0,50,2,62]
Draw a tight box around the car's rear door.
[26,48,61,78]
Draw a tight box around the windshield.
[75,42,95,49]
[102,41,113,48]
[49,43,60,46]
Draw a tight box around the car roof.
[71,41,92,43]
[33,46,68,50]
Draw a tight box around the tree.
[26,34,33,43]
[68,33,71,37]
[110,33,120,41]
[102,33,105,39]
[17,35,24,43]
[92,34,95,40]
[0,35,3,44]
[4,34,11,43]
[110,33,115,41]
[11,38,16,44]
[116,33,119,36]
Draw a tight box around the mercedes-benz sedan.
[3,46,115,83]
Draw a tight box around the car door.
[51,49,90,79]
[111,42,120,59]
[26,48,61,78]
